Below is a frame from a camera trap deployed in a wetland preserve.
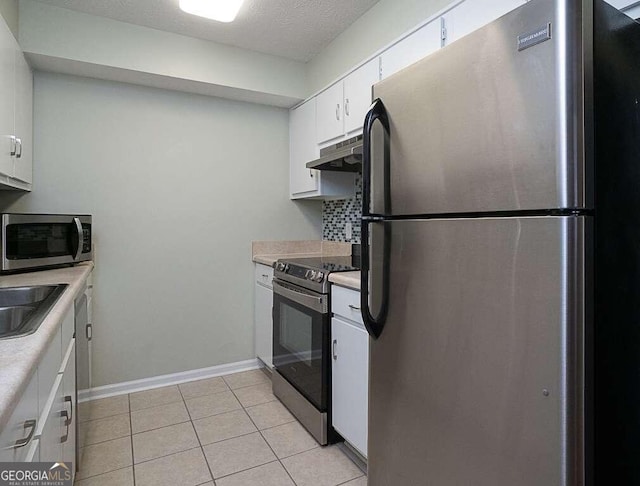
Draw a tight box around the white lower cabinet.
[38,375,64,463]
[331,286,368,458]
[0,302,78,472]
[62,340,76,482]
[0,371,39,462]
[24,438,40,462]
[254,263,273,368]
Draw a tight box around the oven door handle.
[273,280,327,314]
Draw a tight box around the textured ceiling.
[34,0,381,62]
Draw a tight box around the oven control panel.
[275,262,325,283]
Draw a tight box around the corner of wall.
[0,0,18,40]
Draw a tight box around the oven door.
[1,214,93,271]
[272,279,330,412]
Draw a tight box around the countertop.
[328,271,361,291]
[253,253,324,266]
[0,262,94,431]
[252,240,352,267]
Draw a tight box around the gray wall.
[0,0,17,39]
[0,72,322,387]
[307,0,451,94]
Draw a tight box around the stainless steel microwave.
[1,213,93,272]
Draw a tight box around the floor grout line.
[229,383,301,486]
[128,394,136,486]
[131,418,192,435]
[79,372,365,486]
[133,444,202,467]
[190,405,247,424]
[193,422,216,484]
[213,459,281,481]
[74,465,134,483]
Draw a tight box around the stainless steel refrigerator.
[360,0,640,484]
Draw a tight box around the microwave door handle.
[73,217,83,260]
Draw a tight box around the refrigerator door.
[368,216,585,486]
[369,0,590,216]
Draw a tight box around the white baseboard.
[78,358,262,402]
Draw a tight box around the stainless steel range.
[271,256,358,445]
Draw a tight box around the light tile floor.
[75,369,367,486]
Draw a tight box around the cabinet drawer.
[255,264,274,289]
[331,285,363,327]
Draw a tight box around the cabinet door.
[39,375,65,464]
[381,20,442,80]
[331,317,369,457]
[0,18,15,178]
[343,58,380,135]
[255,282,273,368]
[62,340,76,480]
[24,438,40,462]
[290,100,319,196]
[316,82,344,144]
[0,372,39,462]
[443,0,526,45]
[13,49,32,184]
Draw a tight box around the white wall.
[0,0,17,39]
[0,72,322,387]
[19,0,307,107]
[306,0,452,94]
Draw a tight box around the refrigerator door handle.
[361,99,391,339]
[362,98,390,218]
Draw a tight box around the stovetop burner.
[273,255,359,294]
[282,256,359,273]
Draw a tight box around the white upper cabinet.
[290,99,319,196]
[381,20,442,80]
[13,51,33,184]
[343,58,380,135]
[316,82,344,144]
[317,59,380,144]
[290,98,356,200]
[0,18,15,180]
[0,14,32,189]
[442,0,526,45]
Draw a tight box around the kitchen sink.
[0,285,68,339]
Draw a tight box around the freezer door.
[368,216,585,486]
[370,0,590,215]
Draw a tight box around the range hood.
[306,135,362,173]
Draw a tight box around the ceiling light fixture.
[178,0,245,23]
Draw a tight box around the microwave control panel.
[82,224,92,253]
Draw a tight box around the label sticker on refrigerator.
[517,23,552,51]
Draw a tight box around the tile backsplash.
[322,175,362,243]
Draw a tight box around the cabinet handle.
[86,323,92,341]
[61,410,69,443]
[332,339,338,360]
[348,304,361,311]
[9,136,16,156]
[336,103,341,121]
[262,274,269,278]
[309,170,314,178]
[16,138,22,159]
[345,98,350,116]
[64,395,73,425]
[14,419,36,449]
